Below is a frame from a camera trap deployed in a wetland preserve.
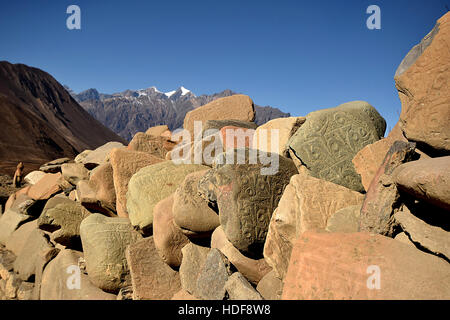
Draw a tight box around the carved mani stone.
[287,101,386,192]
[201,148,298,257]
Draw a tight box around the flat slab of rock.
[38,196,90,248]
[225,272,263,300]
[196,249,233,300]
[81,141,125,169]
[40,249,116,300]
[27,173,64,200]
[183,94,255,137]
[126,161,208,231]
[288,101,386,192]
[282,231,450,299]
[264,168,364,280]
[153,194,190,267]
[395,204,450,261]
[211,226,271,285]
[395,13,450,154]
[39,158,71,173]
[125,236,181,300]
[173,170,219,234]
[393,156,450,211]
[79,214,143,293]
[179,243,210,295]
[110,148,164,217]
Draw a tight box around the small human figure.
[13,162,24,188]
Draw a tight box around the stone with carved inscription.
[264,168,364,280]
[201,148,298,257]
[287,101,386,192]
[394,12,450,154]
[79,214,143,293]
[173,170,220,234]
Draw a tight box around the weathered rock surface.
[224,272,263,300]
[211,226,271,285]
[153,195,190,267]
[183,94,255,137]
[173,170,219,234]
[392,156,450,211]
[74,150,91,164]
[196,249,233,300]
[38,196,90,247]
[61,163,89,186]
[288,101,386,192]
[256,270,283,300]
[0,209,33,245]
[125,236,181,300]
[395,12,450,154]
[127,132,176,158]
[23,171,46,185]
[264,169,364,280]
[171,289,199,300]
[359,141,417,235]
[282,232,450,299]
[87,162,116,214]
[126,161,208,231]
[146,125,169,137]
[40,249,116,300]
[13,229,58,281]
[203,120,257,134]
[27,173,64,200]
[110,148,164,217]
[253,116,306,155]
[352,123,407,191]
[79,214,143,293]
[179,243,210,295]
[326,205,361,233]
[4,220,38,256]
[395,204,450,261]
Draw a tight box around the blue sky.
[0,0,448,132]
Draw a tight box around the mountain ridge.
[0,61,126,175]
[70,86,290,141]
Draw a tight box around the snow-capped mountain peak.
[180,86,190,96]
[164,90,176,97]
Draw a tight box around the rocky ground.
[0,12,449,300]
